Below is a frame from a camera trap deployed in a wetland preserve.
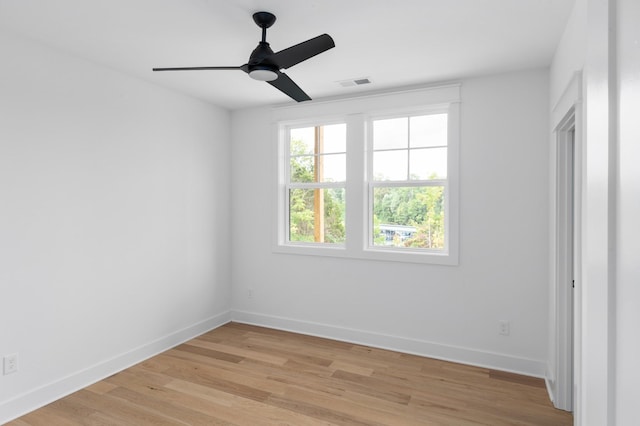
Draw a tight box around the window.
[369,113,448,251]
[275,85,460,264]
[286,123,346,245]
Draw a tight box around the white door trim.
[548,71,583,412]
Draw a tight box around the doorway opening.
[554,109,580,412]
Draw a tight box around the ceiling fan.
[153,11,335,102]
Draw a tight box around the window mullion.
[371,179,447,188]
[282,128,291,245]
[406,117,411,180]
[345,114,365,254]
[314,126,324,243]
[289,182,344,189]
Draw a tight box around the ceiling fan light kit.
[249,68,278,81]
[153,11,335,102]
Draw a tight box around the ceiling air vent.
[338,77,372,87]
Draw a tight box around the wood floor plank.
[9,323,572,425]
[330,369,413,405]
[265,393,377,426]
[12,404,86,426]
[489,369,547,388]
[64,389,180,425]
[328,359,375,376]
[85,381,118,395]
[278,384,426,426]
[105,386,220,425]
[165,379,335,426]
[174,343,245,364]
[185,338,289,366]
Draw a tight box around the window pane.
[373,150,408,181]
[372,186,445,249]
[410,114,448,148]
[323,188,346,243]
[409,147,447,180]
[290,127,315,155]
[322,124,347,153]
[290,124,346,183]
[373,117,408,150]
[320,153,346,182]
[289,188,345,244]
[290,155,314,183]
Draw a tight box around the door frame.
[549,72,583,412]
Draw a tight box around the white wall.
[230,69,550,376]
[0,31,232,422]
[550,0,587,108]
[614,0,640,423]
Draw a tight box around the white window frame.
[274,85,460,265]
[364,107,454,262]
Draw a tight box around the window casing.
[275,85,460,265]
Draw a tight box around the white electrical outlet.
[499,320,510,336]
[3,354,18,375]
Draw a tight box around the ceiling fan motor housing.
[248,41,279,80]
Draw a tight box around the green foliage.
[322,188,346,243]
[373,215,386,245]
[290,142,314,183]
[289,139,345,243]
[373,185,445,249]
[289,188,315,242]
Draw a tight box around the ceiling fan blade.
[152,66,243,71]
[268,71,311,102]
[270,34,335,69]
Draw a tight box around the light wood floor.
[10,323,572,425]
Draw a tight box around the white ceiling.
[0,0,575,110]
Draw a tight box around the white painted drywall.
[230,69,550,376]
[0,30,231,422]
[615,0,640,423]
[550,0,587,108]
[581,0,617,424]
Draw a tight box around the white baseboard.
[546,375,557,405]
[231,310,547,378]
[0,311,231,425]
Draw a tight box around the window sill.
[273,244,458,266]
